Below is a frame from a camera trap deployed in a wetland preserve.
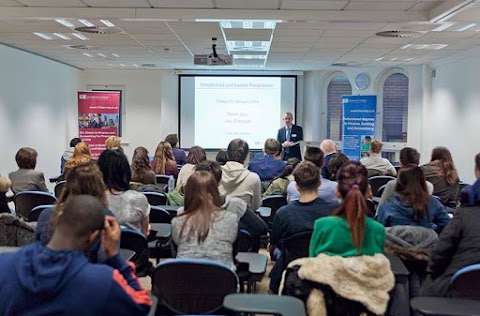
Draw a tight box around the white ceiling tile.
[0,0,24,5]
[447,3,480,23]
[281,1,348,10]
[216,0,279,9]
[406,1,441,11]
[149,0,214,8]
[81,0,151,7]
[16,0,87,6]
[329,22,387,30]
[344,1,414,10]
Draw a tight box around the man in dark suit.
[277,112,303,160]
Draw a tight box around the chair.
[120,228,152,277]
[29,204,55,222]
[151,258,239,315]
[368,176,396,198]
[155,175,171,186]
[410,264,480,315]
[54,180,66,199]
[376,184,388,198]
[261,195,287,227]
[282,231,313,265]
[237,229,255,252]
[224,293,306,316]
[143,192,168,206]
[149,206,171,224]
[13,191,57,220]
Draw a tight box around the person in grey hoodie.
[60,137,82,174]
[219,139,262,211]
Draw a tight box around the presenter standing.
[277,112,303,161]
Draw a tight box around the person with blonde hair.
[172,171,238,267]
[152,141,178,178]
[360,140,397,177]
[0,176,12,213]
[105,136,122,150]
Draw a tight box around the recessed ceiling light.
[55,19,75,28]
[243,21,253,29]
[429,44,449,50]
[112,53,120,57]
[33,32,53,40]
[432,22,454,32]
[53,33,71,40]
[233,54,266,59]
[100,19,115,27]
[400,44,412,49]
[390,58,399,61]
[78,19,95,27]
[404,58,414,62]
[457,23,476,31]
[375,57,384,61]
[415,44,429,50]
[97,53,107,57]
[83,53,93,57]
[72,33,89,40]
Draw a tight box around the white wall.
[82,69,178,160]
[0,44,82,191]
[429,49,480,183]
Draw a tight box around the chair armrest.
[224,293,306,316]
[411,297,480,316]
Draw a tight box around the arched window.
[326,76,352,140]
[382,73,408,142]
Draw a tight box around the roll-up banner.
[341,95,377,161]
[78,91,120,159]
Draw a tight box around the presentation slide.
[180,75,296,150]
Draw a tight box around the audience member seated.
[98,149,150,237]
[60,137,81,174]
[216,149,228,165]
[269,161,339,293]
[9,147,48,194]
[422,152,480,297]
[172,171,238,268]
[130,146,156,186]
[458,153,480,206]
[152,141,178,178]
[319,139,337,179]
[219,139,262,211]
[360,140,397,177]
[326,153,349,181]
[282,162,391,316]
[248,138,285,182]
[286,147,338,203]
[0,195,151,315]
[36,164,115,263]
[177,146,207,186]
[0,176,11,213]
[421,146,460,206]
[61,142,94,181]
[165,133,186,166]
[377,165,450,233]
[263,158,300,198]
[309,161,385,258]
[195,160,268,236]
[105,136,122,151]
[379,147,434,206]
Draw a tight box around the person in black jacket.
[422,153,480,297]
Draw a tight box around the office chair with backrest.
[261,195,287,228]
[151,258,239,315]
[13,191,57,221]
[282,231,313,265]
[54,180,66,199]
[411,263,480,315]
[29,204,55,222]
[155,175,171,185]
[148,205,173,263]
[142,192,168,206]
[120,228,152,277]
[149,205,171,223]
[368,176,396,198]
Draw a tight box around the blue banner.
[342,95,377,161]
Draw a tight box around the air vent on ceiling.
[75,26,122,34]
[375,30,422,38]
[69,45,99,50]
[140,64,159,68]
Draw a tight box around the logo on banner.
[79,94,87,99]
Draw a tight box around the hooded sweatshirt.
[60,148,74,174]
[219,161,262,211]
[0,242,151,316]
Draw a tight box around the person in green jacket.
[310,161,385,257]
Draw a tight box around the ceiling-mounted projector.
[194,37,233,66]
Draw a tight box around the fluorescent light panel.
[233,54,266,59]
[72,33,89,40]
[55,18,75,28]
[53,33,71,40]
[216,19,281,29]
[112,53,120,57]
[400,44,412,49]
[457,23,476,31]
[432,22,454,32]
[83,53,93,57]
[100,19,115,27]
[33,32,53,40]
[78,19,95,27]
[97,53,107,57]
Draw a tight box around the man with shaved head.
[320,139,338,179]
[0,195,151,315]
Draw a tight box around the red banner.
[78,91,120,159]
